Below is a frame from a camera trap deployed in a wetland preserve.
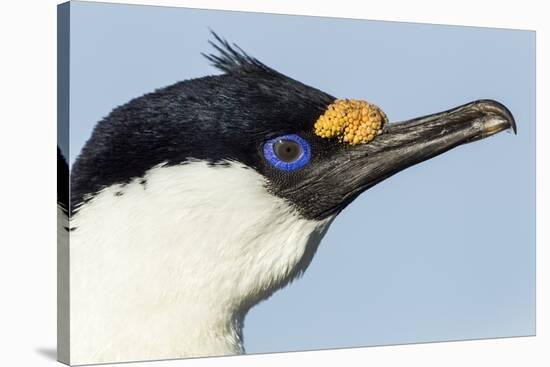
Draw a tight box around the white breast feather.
[69,161,333,365]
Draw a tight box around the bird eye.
[274,140,301,162]
[263,134,311,171]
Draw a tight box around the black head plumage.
[70,32,336,216]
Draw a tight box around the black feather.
[201,31,276,75]
[57,147,69,213]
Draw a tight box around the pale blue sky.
[65,1,535,354]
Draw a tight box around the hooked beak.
[275,99,515,220]
[339,99,516,206]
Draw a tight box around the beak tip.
[477,99,517,135]
[511,120,518,135]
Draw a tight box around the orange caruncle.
[314,99,388,145]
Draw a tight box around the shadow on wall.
[35,348,57,361]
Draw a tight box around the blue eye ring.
[263,134,311,171]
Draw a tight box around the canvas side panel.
[57,2,70,365]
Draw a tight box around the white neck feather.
[69,161,333,364]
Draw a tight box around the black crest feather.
[202,31,277,75]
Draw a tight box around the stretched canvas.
[57,1,536,365]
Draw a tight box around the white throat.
[68,161,333,365]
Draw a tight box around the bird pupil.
[274,139,302,163]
